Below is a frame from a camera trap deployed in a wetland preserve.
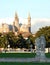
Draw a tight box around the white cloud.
[31,18,50,33]
[31,18,50,24]
[0,17,14,25]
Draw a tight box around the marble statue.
[35,35,46,61]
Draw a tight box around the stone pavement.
[0,58,50,62]
[0,58,34,62]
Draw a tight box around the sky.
[0,0,50,33]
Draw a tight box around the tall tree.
[35,26,50,52]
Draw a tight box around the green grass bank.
[0,53,36,58]
[0,62,50,65]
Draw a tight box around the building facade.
[0,12,31,36]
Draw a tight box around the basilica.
[0,12,31,37]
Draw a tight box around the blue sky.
[0,0,50,18]
[0,0,50,33]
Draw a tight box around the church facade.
[0,13,31,37]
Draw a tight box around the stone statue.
[35,37,40,51]
[35,37,41,57]
[35,35,46,51]
[40,35,46,51]
[35,35,46,61]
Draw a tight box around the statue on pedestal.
[35,35,46,61]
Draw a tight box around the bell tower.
[14,12,19,31]
[28,13,31,33]
[13,21,15,32]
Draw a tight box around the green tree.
[17,34,25,48]
[7,32,18,48]
[28,34,35,49]
[0,33,8,48]
[35,26,50,52]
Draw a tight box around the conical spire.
[13,21,15,32]
[15,12,19,21]
[27,13,31,33]
[28,13,31,22]
[14,12,19,31]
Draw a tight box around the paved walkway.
[0,58,50,62]
[0,58,34,62]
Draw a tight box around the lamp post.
[30,44,33,53]
[7,45,10,51]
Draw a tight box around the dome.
[20,24,29,32]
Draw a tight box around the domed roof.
[20,24,29,32]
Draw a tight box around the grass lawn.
[0,53,50,65]
[45,53,50,58]
[0,53,36,58]
[0,62,50,65]
[0,53,50,58]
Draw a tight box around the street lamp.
[30,44,33,53]
[7,45,10,51]
[8,45,10,48]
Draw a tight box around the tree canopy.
[35,26,50,48]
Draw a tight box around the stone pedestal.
[40,51,46,62]
[35,50,46,62]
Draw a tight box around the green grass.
[45,53,50,58]
[0,62,50,65]
[0,53,50,58]
[0,53,36,58]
